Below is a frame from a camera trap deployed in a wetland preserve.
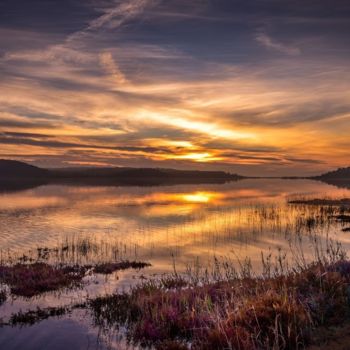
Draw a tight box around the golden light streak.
[172,152,221,162]
[181,192,216,203]
[136,111,257,141]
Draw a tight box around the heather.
[0,259,151,298]
[89,248,350,349]
[0,263,86,297]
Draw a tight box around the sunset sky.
[0,0,349,176]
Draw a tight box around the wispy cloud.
[66,0,157,44]
[88,0,156,30]
[1,0,350,175]
[99,52,127,85]
[256,33,301,56]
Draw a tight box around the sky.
[0,0,350,176]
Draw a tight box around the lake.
[1,178,350,349]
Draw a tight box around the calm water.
[1,178,350,349]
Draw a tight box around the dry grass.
[89,246,350,350]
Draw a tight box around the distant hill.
[0,160,49,191]
[317,167,350,180]
[0,159,48,178]
[0,160,242,189]
[315,167,350,190]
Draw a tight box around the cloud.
[65,0,157,44]
[99,52,127,85]
[256,33,301,55]
[3,45,95,65]
[1,0,350,175]
[88,0,156,30]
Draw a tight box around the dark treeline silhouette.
[0,159,242,191]
[2,159,350,192]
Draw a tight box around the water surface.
[1,178,350,349]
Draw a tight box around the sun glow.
[173,152,220,162]
[181,192,218,203]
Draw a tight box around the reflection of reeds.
[8,306,68,326]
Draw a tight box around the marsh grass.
[88,234,350,350]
